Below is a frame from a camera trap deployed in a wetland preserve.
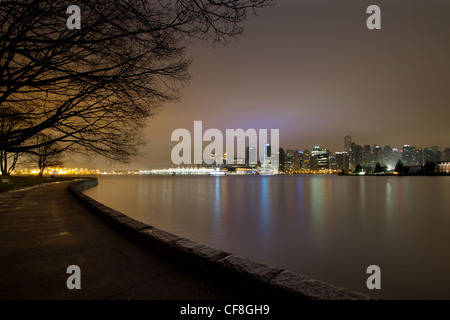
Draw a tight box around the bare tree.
[0,107,25,175]
[0,150,21,175]
[28,134,65,177]
[0,0,273,163]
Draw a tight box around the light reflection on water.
[84,175,450,299]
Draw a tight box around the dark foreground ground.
[0,180,266,299]
[0,175,74,193]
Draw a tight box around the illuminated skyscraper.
[302,149,311,169]
[415,149,424,166]
[362,145,372,164]
[311,146,330,170]
[284,150,295,171]
[260,143,279,173]
[402,145,416,166]
[285,149,302,171]
[245,146,257,166]
[296,150,304,170]
[373,145,382,162]
[335,151,350,171]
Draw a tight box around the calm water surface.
[83,175,450,299]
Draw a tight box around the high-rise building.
[373,145,382,162]
[245,146,257,167]
[284,150,295,171]
[424,148,434,163]
[383,145,392,155]
[424,147,443,164]
[382,145,398,169]
[392,148,400,164]
[285,150,302,171]
[431,146,442,162]
[278,148,285,172]
[352,145,363,167]
[330,154,338,170]
[302,149,311,170]
[383,145,392,162]
[261,144,279,173]
[402,145,416,166]
[335,151,350,171]
[296,151,304,170]
[414,149,423,166]
[349,142,357,168]
[311,146,330,170]
[362,145,372,164]
[344,135,352,153]
[444,148,450,161]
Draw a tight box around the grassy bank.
[0,175,75,193]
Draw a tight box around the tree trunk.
[7,153,19,175]
[1,150,10,176]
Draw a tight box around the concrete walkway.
[0,181,263,299]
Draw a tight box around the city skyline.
[69,132,450,170]
[13,136,450,174]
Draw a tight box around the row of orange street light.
[10,167,139,176]
[12,167,99,175]
[286,169,341,175]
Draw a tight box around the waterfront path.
[0,181,263,299]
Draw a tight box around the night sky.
[75,0,450,169]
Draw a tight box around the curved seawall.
[69,178,376,300]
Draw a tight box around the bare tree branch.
[0,0,274,163]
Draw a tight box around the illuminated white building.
[260,143,279,174]
[436,161,450,173]
[311,146,330,170]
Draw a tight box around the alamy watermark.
[66,5,81,30]
[366,265,381,290]
[66,265,81,290]
[171,121,279,168]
